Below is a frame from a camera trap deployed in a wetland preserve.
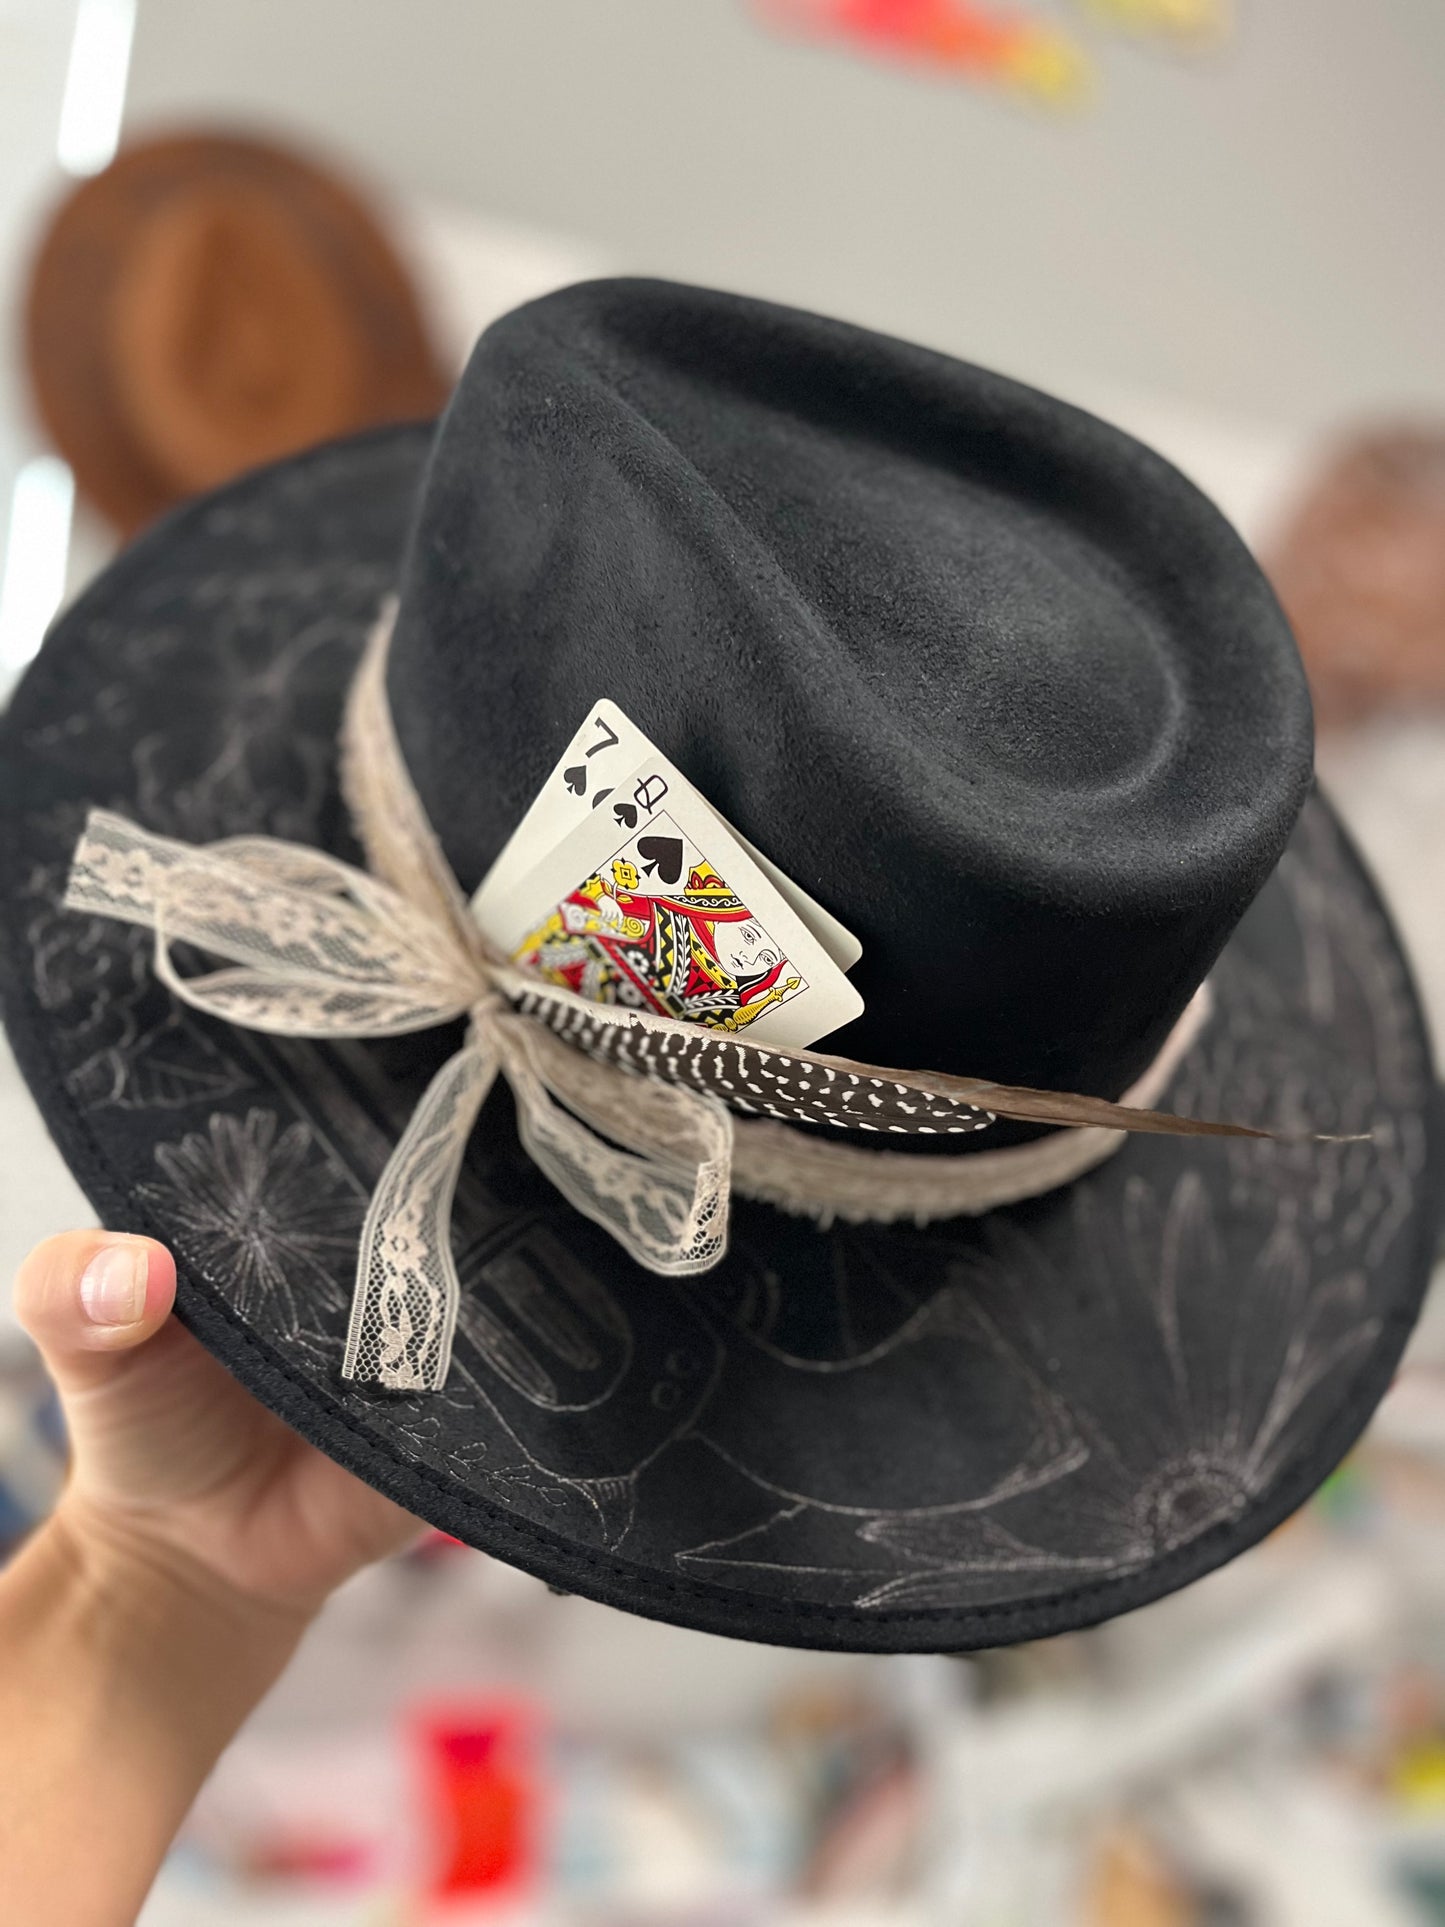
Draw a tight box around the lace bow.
[63,809,747,1390]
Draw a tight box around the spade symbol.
[637,835,685,885]
[613,801,639,830]
[564,765,587,796]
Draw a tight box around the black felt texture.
[0,354,1435,1655]
[390,279,1314,1098]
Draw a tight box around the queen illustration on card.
[511,813,807,1034]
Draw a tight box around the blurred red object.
[1265,425,1445,728]
[25,129,449,539]
[245,1831,376,1886]
[411,1698,544,1903]
[759,0,1026,66]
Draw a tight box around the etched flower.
[130,609,348,846]
[142,1108,362,1333]
[1076,1174,1378,1545]
[22,834,254,1115]
[848,1169,1383,1611]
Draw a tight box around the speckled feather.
[507,979,1341,1144]
[512,983,993,1135]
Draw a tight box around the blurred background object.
[0,0,127,683]
[0,1327,65,1562]
[749,0,1097,110]
[1264,427,1445,729]
[24,131,449,537]
[1,2,1442,1922]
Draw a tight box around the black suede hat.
[1,279,1438,1652]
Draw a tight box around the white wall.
[124,0,1445,433]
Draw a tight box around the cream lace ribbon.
[63,609,1227,1393]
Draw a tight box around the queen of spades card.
[512,831,807,1035]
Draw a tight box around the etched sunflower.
[142,1108,362,1332]
[848,1169,1383,1610]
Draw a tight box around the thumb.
[12,1231,177,1395]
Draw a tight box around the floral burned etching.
[141,1109,362,1334]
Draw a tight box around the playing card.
[473,702,637,918]
[477,754,864,1050]
[472,699,861,971]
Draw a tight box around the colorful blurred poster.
[752,0,1091,105]
[750,0,1232,109]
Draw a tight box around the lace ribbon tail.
[497,1014,734,1278]
[65,808,478,1035]
[343,1033,500,1392]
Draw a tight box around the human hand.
[13,1229,421,1624]
[4,1231,422,1923]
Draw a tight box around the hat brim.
[2,425,1439,1652]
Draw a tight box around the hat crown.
[387,278,1312,1101]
